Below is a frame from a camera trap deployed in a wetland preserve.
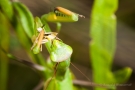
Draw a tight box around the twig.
[73,79,111,89]
[0,47,45,71]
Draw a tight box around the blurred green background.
[0,0,135,90]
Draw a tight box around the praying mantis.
[30,6,87,90]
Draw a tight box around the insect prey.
[31,27,58,52]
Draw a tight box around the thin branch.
[1,47,45,71]
[73,79,111,89]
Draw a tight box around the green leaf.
[113,67,132,83]
[0,0,13,21]
[90,0,132,89]
[89,0,123,90]
[13,2,34,38]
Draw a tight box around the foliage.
[0,0,133,90]
[90,0,132,90]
